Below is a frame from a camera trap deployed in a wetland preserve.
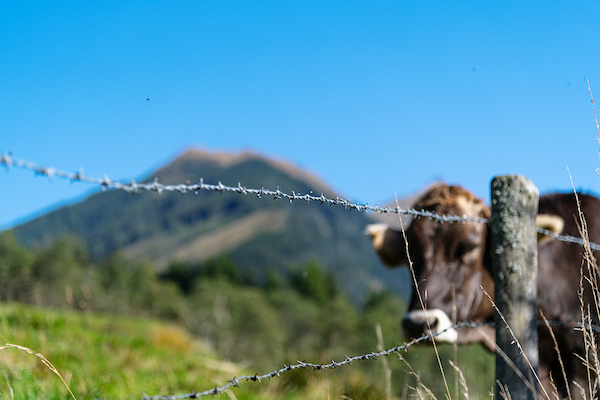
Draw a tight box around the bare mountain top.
[155,148,333,196]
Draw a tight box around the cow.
[366,183,600,398]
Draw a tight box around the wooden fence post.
[491,175,539,400]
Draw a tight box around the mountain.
[12,148,411,302]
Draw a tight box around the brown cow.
[366,183,600,398]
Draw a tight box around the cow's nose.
[402,309,458,343]
[402,313,436,339]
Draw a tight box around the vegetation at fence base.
[0,231,494,398]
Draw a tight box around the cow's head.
[366,184,495,349]
[367,184,569,351]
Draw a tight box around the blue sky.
[2,1,600,230]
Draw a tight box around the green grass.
[0,303,394,400]
[0,303,275,400]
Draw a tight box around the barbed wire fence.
[0,153,488,223]
[2,153,598,250]
[139,319,600,400]
[3,153,600,398]
[140,321,487,400]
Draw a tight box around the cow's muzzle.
[402,309,458,343]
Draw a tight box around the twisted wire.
[2,153,599,249]
[140,319,600,399]
[140,321,487,400]
[0,153,487,223]
[537,228,600,251]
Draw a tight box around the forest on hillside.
[0,231,494,398]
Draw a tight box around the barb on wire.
[0,153,487,224]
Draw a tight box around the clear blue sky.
[2,1,600,230]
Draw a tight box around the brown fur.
[414,184,490,218]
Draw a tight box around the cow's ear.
[365,224,409,268]
[536,214,564,242]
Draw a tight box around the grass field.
[0,303,397,400]
[0,303,271,400]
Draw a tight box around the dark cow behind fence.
[366,183,600,398]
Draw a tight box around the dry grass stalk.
[480,288,549,400]
[451,287,459,400]
[586,78,600,150]
[587,78,600,183]
[448,360,469,400]
[3,370,14,400]
[573,380,588,400]
[568,171,600,398]
[540,311,572,400]
[400,376,409,400]
[496,380,512,400]
[0,343,77,400]
[476,317,540,397]
[588,83,600,396]
[395,193,452,400]
[547,373,560,400]
[375,323,393,400]
[574,304,599,398]
[396,351,437,400]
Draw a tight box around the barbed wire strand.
[2,153,599,249]
[537,228,600,251]
[140,319,600,400]
[140,321,485,400]
[0,153,487,224]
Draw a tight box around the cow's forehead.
[415,184,490,219]
[454,195,489,218]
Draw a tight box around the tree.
[30,236,88,307]
[199,255,240,284]
[0,231,34,302]
[265,269,282,292]
[289,260,338,304]
[160,260,198,294]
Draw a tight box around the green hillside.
[11,148,410,302]
[2,302,397,400]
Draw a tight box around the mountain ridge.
[12,148,411,302]
[164,148,333,195]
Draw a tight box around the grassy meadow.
[0,303,257,399]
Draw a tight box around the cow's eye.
[455,241,478,259]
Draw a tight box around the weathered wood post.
[491,175,539,400]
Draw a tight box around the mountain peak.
[164,147,333,196]
[175,148,258,168]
